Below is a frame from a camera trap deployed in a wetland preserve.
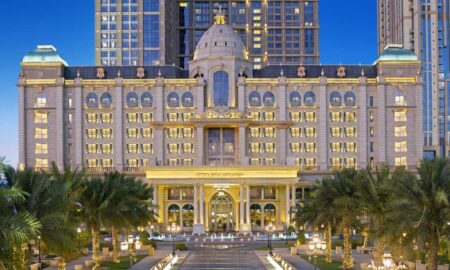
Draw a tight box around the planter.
[290,247,297,255]
[75,265,83,270]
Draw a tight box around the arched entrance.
[210,191,234,232]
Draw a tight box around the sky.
[0,0,377,167]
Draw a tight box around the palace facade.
[18,12,422,234]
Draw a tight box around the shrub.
[148,240,157,249]
[297,229,306,244]
[175,242,187,251]
[139,231,151,245]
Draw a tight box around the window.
[304,91,316,106]
[395,141,407,152]
[182,113,192,121]
[68,113,73,124]
[344,112,356,122]
[142,128,153,138]
[86,113,97,123]
[142,112,153,122]
[36,92,47,108]
[249,91,261,107]
[182,204,194,227]
[183,128,193,138]
[305,142,316,153]
[263,204,276,225]
[167,113,178,122]
[181,92,194,107]
[304,112,316,122]
[264,128,275,137]
[86,159,98,168]
[329,91,342,107]
[369,96,374,107]
[346,142,357,152]
[394,110,407,121]
[87,144,97,154]
[35,158,48,169]
[344,92,356,106]
[330,127,340,137]
[305,158,316,170]
[102,129,112,138]
[168,205,180,225]
[290,143,301,153]
[141,92,153,107]
[250,204,262,226]
[331,158,341,169]
[127,144,138,154]
[305,127,316,137]
[127,159,139,167]
[87,129,97,138]
[290,127,301,137]
[86,93,98,108]
[264,112,275,121]
[395,156,407,167]
[102,144,112,154]
[330,112,341,122]
[213,71,229,107]
[250,127,260,138]
[183,143,193,153]
[101,159,112,168]
[264,143,275,153]
[168,143,179,153]
[289,92,301,107]
[330,142,340,152]
[68,97,73,108]
[35,143,48,154]
[127,128,138,138]
[346,127,356,137]
[249,143,260,153]
[346,158,356,168]
[167,92,179,107]
[395,126,407,137]
[395,91,406,106]
[127,112,138,123]
[35,128,48,139]
[142,144,153,154]
[35,111,48,123]
[126,92,139,107]
[290,112,301,122]
[263,92,275,107]
[168,128,179,138]
[101,113,112,123]
[100,92,113,108]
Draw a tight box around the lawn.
[299,254,343,270]
[101,255,147,270]
[255,244,291,250]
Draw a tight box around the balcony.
[86,167,116,173]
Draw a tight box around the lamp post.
[266,222,274,256]
[369,252,405,270]
[284,223,288,245]
[307,236,326,270]
[76,227,81,250]
[37,235,41,263]
[168,223,179,256]
[120,235,141,270]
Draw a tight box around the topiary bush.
[175,242,187,251]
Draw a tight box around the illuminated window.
[35,111,48,123]
[127,112,138,123]
[305,127,316,137]
[305,158,317,170]
[264,143,276,153]
[101,113,112,123]
[330,142,340,152]
[181,92,194,107]
[183,159,193,166]
[264,128,275,137]
[126,92,139,107]
[213,71,229,107]
[249,143,260,153]
[87,129,97,138]
[330,112,341,122]
[141,92,153,107]
[346,158,356,168]
[167,92,179,107]
[100,92,112,108]
[35,143,48,154]
[289,92,302,107]
[395,91,406,106]
[141,112,153,122]
[168,159,178,166]
[142,144,153,154]
[86,159,98,168]
[290,112,301,122]
[142,128,153,138]
[344,92,356,106]
[142,159,149,167]
[346,127,356,137]
[250,112,260,121]
[183,113,193,121]
[249,91,262,107]
[168,128,179,138]
[127,144,138,154]
[304,112,316,122]
[290,143,301,153]
[344,112,356,122]
[370,111,374,122]
[395,141,407,152]
[264,158,275,166]
[263,92,276,107]
[395,156,407,167]
[290,127,301,137]
[127,159,139,167]
[35,128,48,139]
[101,159,112,167]
[249,158,260,165]
[295,158,302,166]
[102,144,112,154]
[86,113,97,123]
[87,144,97,154]
[331,158,341,169]
[305,142,316,153]
[183,128,193,138]
[36,92,47,108]
[168,143,179,153]
[264,112,275,121]
[86,93,98,108]
[395,126,407,137]
[35,158,48,169]
[330,127,340,137]
[168,112,178,122]
[68,113,73,124]
[329,91,342,107]
[183,143,194,153]
[346,142,357,152]
[394,110,407,121]
[127,128,138,138]
[102,128,112,138]
[250,127,260,138]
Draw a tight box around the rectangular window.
[183,143,194,153]
[102,144,112,154]
[305,127,316,137]
[68,113,73,124]
[395,141,407,152]
[344,112,356,122]
[101,113,112,123]
[346,142,357,152]
[168,158,178,166]
[127,112,138,123]
[395,156,407,167]
[264,112,275,121]
[346,127,357,137]
[87,144,97,154]
[305,142,316,153]
[290,127,301,138]
[330,142,340,152]
[250,127,260,138]
[394,126,407,137]
[142,144,153,154]
[290,143,301,153]
[127,128,138,138]
[87,129,97,138]
[346,158,356,168]
[142,112,153,122]
[331,158,341,169]
[168,143,179,153]
[264,158,275,166]
[168,113,178,122]
[304,112,316,122]
[369,96,374,107]
[394,111,407,121]
[183,113,193,121]
[249,158,261,165]
[35,143,48,154]
[290,112,301,122]
[142,128,153,138]
[35,158,48,169]
[86,159,98,168]
[264,128,275,137]
[102,128,112,138]
[68,97,73,108]
[35,111,48,123]
[35,128,48,139]
[264,143,275,153]
[168,128,179,138]
[369,111,374,122]
[101,159,112,168]
[250,112,260,121]
[330,112,341,122]
[370,127,374,137]
[249,143,260,153]
[330,127,340,137]
[183,159,193,166]
[127,144,139,154]
[304,158,317,170]
[183,128,194,138]
[86,113,97,124]
[127,159,139,167]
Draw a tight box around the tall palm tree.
[389,158,450,270]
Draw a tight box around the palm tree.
[389,158,450,270]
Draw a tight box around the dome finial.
[214,5,226,24]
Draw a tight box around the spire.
[214,5,226,24]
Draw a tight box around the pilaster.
[114,78,124,171]
[376,77,387,164]
[55,78,65,169]
[358,77,368,168]
[237,77,246,112]
[18,79,26,169]
[74,79,83,169]
[318,77,328,170]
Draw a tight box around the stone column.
[239,184,244,225]
[114,78,124,171]
[18,80,26,169]
[193,184,198,224]
[74,79,83,169]
[152,184,158,221]
[358,77,368,168]
[245,184,250,224]
[285,184,290,225]
[196,127,204,165]
[239,126,247,165]
[318,77,328,170]
[199,184,204,224]
[155,77,164,122]
[376,79,387,164]
[196,78,205,113]
[55,78,65,169]
[291,184,296,207]
[154,77,164,166]
[237,77,246,112]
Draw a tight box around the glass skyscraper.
[96,0,320,68]
[378,0,450,158]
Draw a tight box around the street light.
[266,222,274,256]
[167,223,179,256]
[37,235,41,263]
[307,236,326,270]
[369,252,406,270]
[76,227,82,249]
[120,235,141,270]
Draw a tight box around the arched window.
[168,204,180,227]
[250,204,262,227]
[249,91,261,107]
[86,93,98,108]
[263,92,276,107]
[167,92,179,107]
[329,91,342,107]
[182,204,194,227]
[213,71,229,107]
[289,91,301,107]
[126,92,139,107]
[264,204,276,226]
[181,92,194,107]
[100,92,112,108]
[141,92,153,107]
[36,92,48,108]
[395,91,406,106]
[304,91,316,107]
[344,92,356,106]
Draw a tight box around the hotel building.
[19,13,422,233]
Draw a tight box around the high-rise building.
[96,0,320,69]
[377,0,448,158]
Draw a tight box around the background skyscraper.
[96,0,319,69]
[378,0,448,158]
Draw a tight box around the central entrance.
[210,191,234,232]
